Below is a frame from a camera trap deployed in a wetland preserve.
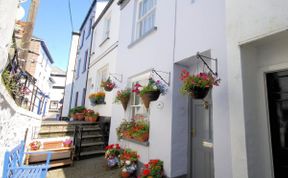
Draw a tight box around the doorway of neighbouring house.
[266,70,288,178]
[188,97,214,178]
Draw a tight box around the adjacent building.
[46,66,66,120]
[69,0,109,110]
[86,0,120,117]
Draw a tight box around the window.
[76,59,81,79]
[103,16,111,40]
[82,88,86,106]
[80,30,85,49]
[82,50,88,73]
[96,65,109,91]
[75,92,79,107]
[130,73,150,120]
[135,0,157,40]
[49,100,58,109]
[86,18,92,39]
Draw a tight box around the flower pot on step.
[75,113,85,121]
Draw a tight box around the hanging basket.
[120,96,130,111]
[140,90,161,109]
[104,86,114,92]
[189,87,210,99]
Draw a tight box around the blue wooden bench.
[2,141,52,178]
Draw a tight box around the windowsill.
[121,137,149,147]
[128,26,157,49]
[99,37,110,47]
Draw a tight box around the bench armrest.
[25,151,52,166]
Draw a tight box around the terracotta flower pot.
[87,116,98,122]
[120,96,130,111]
[189,87,210,99]
[121,172,130,178]
[63,143,72,147]
[75,113,85,120]
[140,90,161,109]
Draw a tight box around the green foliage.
[1,69,18,96]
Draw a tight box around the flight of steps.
[38,121,106,159]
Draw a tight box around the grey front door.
[188,98,214,178]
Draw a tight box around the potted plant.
[116,120,133,140]
[89,91,105,105]
[101,77,116,92]
[139,159,164,178]
[131,120,149,142]
[115,88,131,110]
[105,144,121,168]
[119,148,139,177]
[63,139,73,147]
[116,119,149,142]
[73,106,86,120]
[84,109,99,122]
[180,69,220,99]
[132,78,167,109]
[29,141,41,151]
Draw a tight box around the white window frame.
[103,16,111,41]
[134,0,157,40]
[128,72,151,120]
[96,65,109,91]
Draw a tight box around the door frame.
[258,62,288,178]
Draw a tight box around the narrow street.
[47,157,120,178]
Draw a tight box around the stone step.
[81,142,105,147]
[80,150,105,156]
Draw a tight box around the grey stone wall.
[0,83,42,176]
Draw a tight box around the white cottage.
[86,0,120,117]
[70,0,109,109]
[110,0,288,178]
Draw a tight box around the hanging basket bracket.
[196,52,218,76]
[151,69,170,86]
[109,73,123,83]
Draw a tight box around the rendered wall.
[227,0,288,177]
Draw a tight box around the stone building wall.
[0,83,42,176]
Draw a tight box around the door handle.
[202,141,213,148]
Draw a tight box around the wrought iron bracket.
[151,69,171,86]
[196,52,218,76]
[109,73,123,83]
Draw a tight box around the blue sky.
[22,0,93,71]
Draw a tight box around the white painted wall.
[111,0,176,176]
[173,0,232,178]
[227,0,288,177]
[0,0,19,73]
[62,33,79,117]
[87,0,120,117]
[71,1,109,109]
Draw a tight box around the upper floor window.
[103,16,111,40]
[82,50,88,73]
[80,30,85,49]
[135,0,157,40]
[96,65,108,91]
[86,18,93,39]
[76,59,81,79]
